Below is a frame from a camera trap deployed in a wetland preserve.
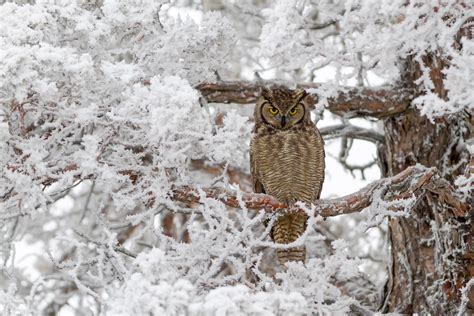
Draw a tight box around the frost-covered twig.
[171,165,469,218]
[195,81,414,119]
[73,230,138,259]
[457,278,474,316]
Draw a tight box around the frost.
[457,278,474,316]
[0,284,30,315]
[189,286,307,315]
[413,38,474,118]
[259,0,472,119]
[107,273,195,316]
[454,143,474,199]
[106,245,362,315]
[0,0,470,314]
[209,110,252,166]
[107,272,309,316]
[259,0,316,70]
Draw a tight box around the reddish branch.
[171,165,468,218]
[196,81,414,119]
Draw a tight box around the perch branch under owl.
[195,81,414,119]
[2,164,467,222]
[171,165,469,218]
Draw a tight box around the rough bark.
[171,165,466,219]
[380,52,473,314]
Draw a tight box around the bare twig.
[306,20,337,30]
[79,181,95,223]
[337,157,378,180]
[320,124,384,143]
[73,230,138,259]
[333,134,378,179]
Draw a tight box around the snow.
[0,0,471,315]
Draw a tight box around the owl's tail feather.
[271,212,308,265]
[276,246,306,264]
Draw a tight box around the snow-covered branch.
[196,81,414,119]
[171,165,468,218]
[1,1,471,314]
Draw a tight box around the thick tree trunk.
[381,54,473,314]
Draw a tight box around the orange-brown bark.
[171,166,467,219]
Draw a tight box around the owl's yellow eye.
[289,107,298,115]
[268,107,279,115]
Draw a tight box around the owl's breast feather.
[252,128,324,204]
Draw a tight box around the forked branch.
[171,165,469,218]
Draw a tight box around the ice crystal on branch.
[0,0,471,315]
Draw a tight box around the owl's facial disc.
[260,98,306,130]
[283,103,305,129]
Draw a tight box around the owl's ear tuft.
[295,89,308,99]
[261,86,272,99]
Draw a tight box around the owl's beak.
[280,116,287,128]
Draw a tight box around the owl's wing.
[250,146,265,194]
[253,177,265,194]
[313,133,326,200]
[314,169,324,199]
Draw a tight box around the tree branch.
[195,81,414,119]
[319,124,384,143]
[171,165,468,218]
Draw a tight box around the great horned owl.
[250,87,325,264]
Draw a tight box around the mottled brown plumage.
[250,87,325,264]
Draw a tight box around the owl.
[250,87,325,264]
